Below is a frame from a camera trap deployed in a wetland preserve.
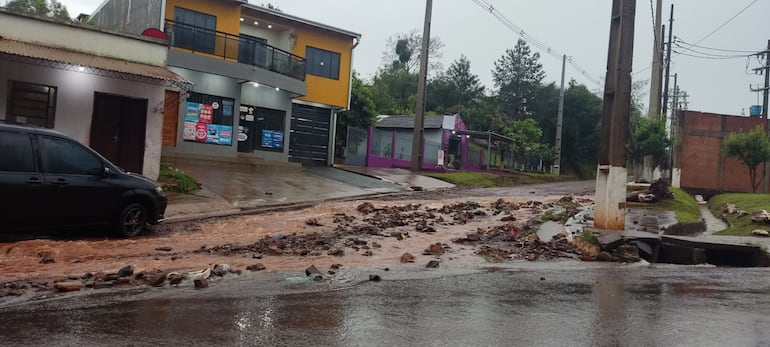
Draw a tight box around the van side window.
[0,131,35,172]
[40,136,102,175]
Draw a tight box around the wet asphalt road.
[2,263,770,347]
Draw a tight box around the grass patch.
[627,187,701,223]
[158,163,200,194]
[578,229,600,246]
[709,193,770,236]
[425,170,575,188]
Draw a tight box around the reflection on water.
[2,267,770,346]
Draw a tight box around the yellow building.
[91,0,361,165]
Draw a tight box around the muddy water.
[2,265,769,346]
[0,195,567,284]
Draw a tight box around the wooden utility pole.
[662,4,674,116]
[410,0,433,171]
[595,0,636,230]
[647,0,663,117]
[553,54,566,175]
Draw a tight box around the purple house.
[359,114,489,171]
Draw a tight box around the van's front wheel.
[116,203,148,237]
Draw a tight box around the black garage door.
[289,104,331,165]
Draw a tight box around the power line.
[470,0,602,86]
[673,42,750,59]
[672,50,749,60]
[674,37,757,53]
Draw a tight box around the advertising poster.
[218,125,233,145]
[272,131,284,149]
[206,124,219,144]
[237,125,248,142]
[199,104,213,124]
[222,99,234,117]
[195,122,208,142]
[183,122,196,141]
[261,130,274,148]
[184,102,200,122]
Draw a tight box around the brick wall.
[675,111,766,192]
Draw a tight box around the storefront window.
[237,104,285,153]
[182,92,234,146]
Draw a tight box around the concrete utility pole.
[662,4,674,116]
[753,40,770,191]
[553,54,566,175]
[595,0,636,230]
[647,0,663,117]
[410,0,433,172]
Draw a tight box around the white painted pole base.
[671,168,681,188]
[594,165,627,230]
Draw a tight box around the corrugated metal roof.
[0,38,190,84]
[375,115,447,129]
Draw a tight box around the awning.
[0,38,191,89]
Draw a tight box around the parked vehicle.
[0,121,167,237]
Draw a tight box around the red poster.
[199,104,213,124]
[195,123,208,142]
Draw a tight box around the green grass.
[628,187,702,223]
[425,170,575,188]
[159,163,200,194]
[709,193,770,236]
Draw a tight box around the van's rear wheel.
[116,203,148,237]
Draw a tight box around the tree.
[426,55,485,115]
[5,0,70,21]
[335,72,376,158]
[380,30,444,74]
[721,125,770,193]
[492,39,545,119]
[630,116,670,179]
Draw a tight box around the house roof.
[0,38,190,85]
[375,115,448,129]
[241,3,362,40]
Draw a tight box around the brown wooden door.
[162,90,180,147]
[90,93,147,173]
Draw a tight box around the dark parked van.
[0,121,167,237]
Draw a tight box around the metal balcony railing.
[164,19,305,81]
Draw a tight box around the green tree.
[721,125,770,193]
[381,29,444,74]
[427,55,485,115]
[561,81,603,177]
[370,66,417,115]
[336,72,377,157]
[630,116,670,178]
[492,39,545,119]
[5,0,70,21]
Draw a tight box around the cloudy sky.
[57,0,770,116]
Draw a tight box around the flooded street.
[1,264,769,346]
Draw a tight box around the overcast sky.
[57,0,770,116]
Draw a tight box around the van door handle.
[26,177,42,184]
[51,178,68,186]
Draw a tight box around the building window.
[238,105,285,153]
[305,46,340,80]
[173,7,216,54]
[0,131,35,172]
[7,81,57,128]
[182,92,234,146]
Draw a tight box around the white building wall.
[0,60,165,179]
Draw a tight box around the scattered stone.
[305,265,323,277]
[426,260,440,268]
[369,275,382,282]
[330,264,342,270]
[40,255,55,264]
[81,272,94,280]
[252,253,263,259]
[357,202,376,214]
[93,281,114,290]
[328,249,345,257]
[752,210,770,223]
[194,278,209,289]
[597,251,613,262]
[212,264,230,277]
[105,273,120,281]
[617,244,641,262]
[328,271,336,275]
[500,215,517,222]
[737,210,750,218]
[525,253,539,261]
[166,273,184,286]
[428,243,444,255]
[71,258,85,263]
[752,230,770,237]
[246,263,266,272]
[228,268,242,275]
[54,280,84,292]
[113,277,131,285]
[540,277,546,281]
[722,203,737,215]
[117,265,134,278]
[155,246,173,252]
[305,218,323,226]
[372,242,382,249]
[83,280,95,288]
[362,250,373,256]
[694,195,706,205]
[400,252,416,263]
[384,268,390,271]
[133,272,147,280]
[148,272,167,286]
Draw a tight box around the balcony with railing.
[164,19,305,81]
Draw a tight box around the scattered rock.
[597,251,613,262]
[427,243,444,255]
[155,246,173,252]
[114,277,131,285]
[694,195,706,205]
[722,203,737,215]
[362,250,373,256]
[752,230,770,237]
[305,265,323,277]
[194,278,209,289]
[228,268,242,275]
[212,264,230,277]
[500,215,517,222]
[305,218,323,226]
[330,264,342,270]
[400,252,416,263]
[166,273,184,286]
[148,272,167,286]
[752,210,770,223]
[252,253,263,259]
[357,202,376,214]
[40,255,55,264]
[737,210,750,218]
[134,271,147,280]
[93,281,114,290]
[54,280,84,292]
[540,277,546,281]
[369,275,382,282]
[328,249,345,257]
[426,260,440,268]
[118,265,134,278]
[246,263,266,271]
[617,244,641,262]
[105,273,120,281]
